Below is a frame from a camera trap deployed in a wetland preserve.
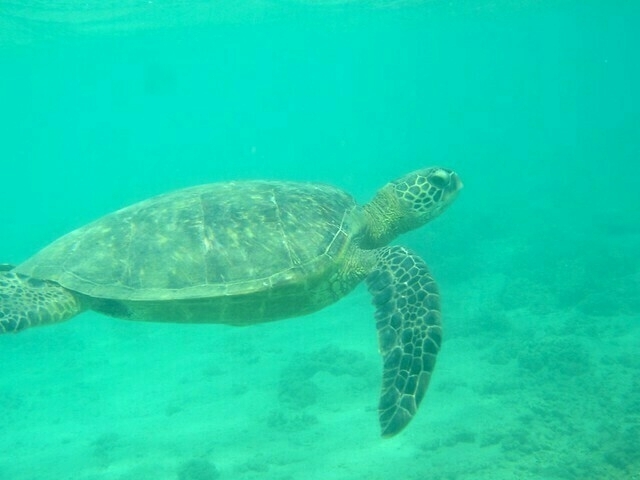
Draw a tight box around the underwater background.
[1,1,639,479]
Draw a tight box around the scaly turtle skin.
[0,167,462,436]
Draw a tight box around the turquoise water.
[1,1,639,478]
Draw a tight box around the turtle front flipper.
[0,271,84,333]
[366,246,442,437]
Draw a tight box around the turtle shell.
[16,181,359,301]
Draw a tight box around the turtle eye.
[428,171,449,189]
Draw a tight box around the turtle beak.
[442,171,462,203]
[451,172,463,192]
[438,171,462,208]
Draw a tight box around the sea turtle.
[0,166,462,436]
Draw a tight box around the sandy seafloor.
[1,1,639,479]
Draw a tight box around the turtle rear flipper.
[366,246,442,437]
[0,271,84,333]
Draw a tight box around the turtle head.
[361,167,462,248]
[390,167,463,226]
